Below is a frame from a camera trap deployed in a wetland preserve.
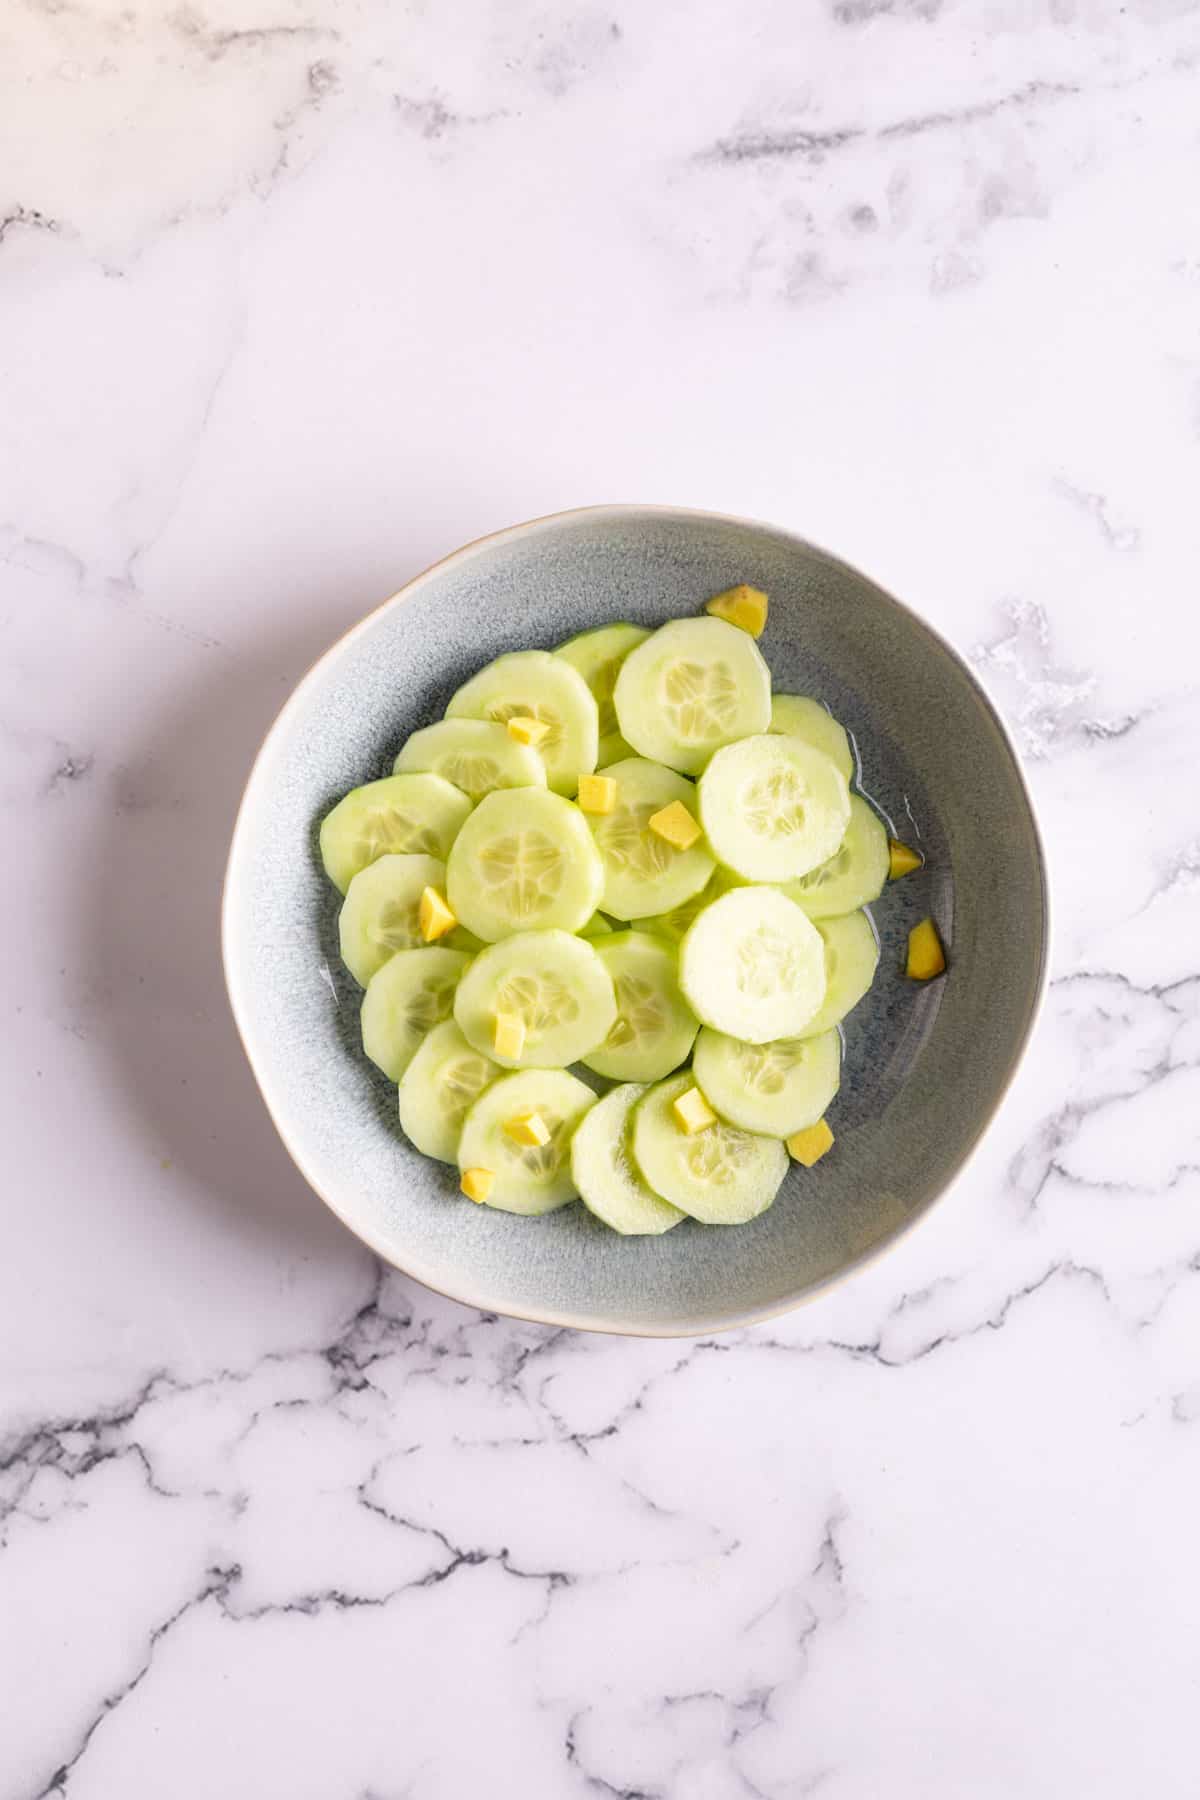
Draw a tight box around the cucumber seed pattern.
[791,838,850,893]
[599,971,664,1051]
[737,925,806,998]
[409,969,462,1033]
[494,971,580,1037]
[506,1112,570,1178]
[484,700,563,753]
[685,1125,751,1186]
[436,753,507,802]
[356,811,442,861]
[478,830,564,919]
[661,658,739,742]
[734,1037,810,1094]
[744,766,809,839]
[595,802,677,879]
[442,1052,495,1127]
[374,896,424,952]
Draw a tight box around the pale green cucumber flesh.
[581,931,698,1083]
[693,1025,840,1137]
[631,1072,787,1225]
[457,1068,596,1213]
[571,1084,685,1235]
[360,946,470,1082]
[397,1020,501,1163]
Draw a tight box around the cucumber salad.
[319,584,944,1234]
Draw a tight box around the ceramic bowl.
[223,506,1048,1335]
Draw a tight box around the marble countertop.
[4,3,1200,1795]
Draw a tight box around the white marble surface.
[3,1,1200,1794]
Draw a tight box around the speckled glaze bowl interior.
[223,506,1048,1336]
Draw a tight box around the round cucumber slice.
[679,886,826,1044]
[446,650,599,795]
[582,931,698,1083]
[693,1026,840,1138]
[631,1072,787,1225]
[698,735,851,883]
[446,788,604,942]
[584,756,715,921]
[571,1084,685,1235]
[781,795,889,919]
[613,617,771,776]
[339,853,446,987]
[457,1069,597,1214]
[454,929,617,1069]
[769,695,855,783]
[796,909,881,1039]
[320,774,472,895]
[555,622,650,769]
[360,946,471,1083]
[397,1020,501,1163]
[393,719,546,804]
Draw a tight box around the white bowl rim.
[221,502,1052,1338]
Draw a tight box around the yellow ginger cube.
[906,917,946,981]
[577,773,617,815]
[492,1013,526,1060]
[506,715,551,748]
[505,1111,551,1148]
[648,799,702,851]
[461,1167,494,1203]
[673,1086,716,1135]
[419,886,457,942]
[705,583,768,637]
[786,1120,834,1167]
[888,839,923,880]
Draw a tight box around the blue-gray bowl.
[222,506,1048,1335]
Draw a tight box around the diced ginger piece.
[786,1119,834,1167]
[419,885,457,942]
[505,1110,551,1148]
[906,917,946,981]
[648,799,703,851]
[492,1012,526,1060]
[461,1167,494,1203]
[506,714,551,748]
[705,583,768,638]
[888,838,923,880]
[577,772,617,815]
[673,1086,716,1135]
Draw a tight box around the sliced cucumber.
[361,946,471,1082]
[679,886,826,1044]
[796,909,881,1039]
[445,788,604,942]
[397,1019,500,1162]
[555,623,650,769]
[584,756,715,921]
[631,1072,787,1224]
[629,866,744,943]
[699,734,851,883]
[457,1069,596,1213]
[339,853,447,987]
[571,1084,685,1235]
[579,911,614,940]
[582,931,698,1083]
[693,1026,840,1138]
[454,929,617,1069]
[781,794,888,919]
[446,650,599,795]
[613,617,771,775]
[770,695,855,783]
[394,719,546,803]
[320,774,472,895]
